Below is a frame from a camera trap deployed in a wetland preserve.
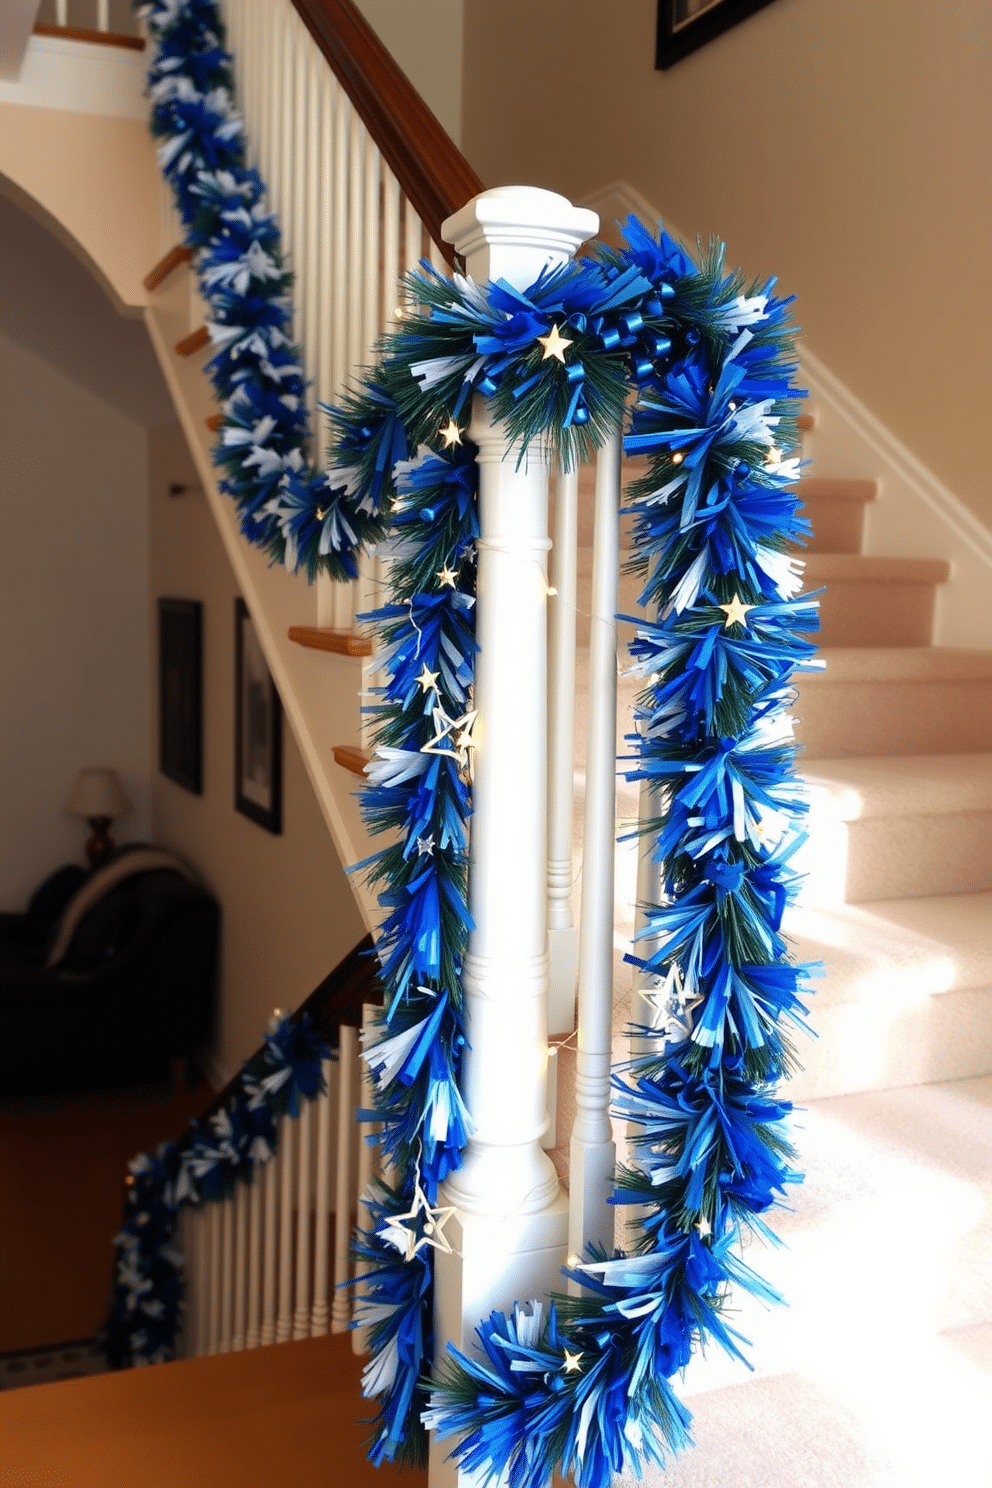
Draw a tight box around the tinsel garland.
[138,6,818,1479]
[341,227,818,1486]
[103,1013,332,1368]
[137,0,390,579]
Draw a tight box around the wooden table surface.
[0,1333,428,1487]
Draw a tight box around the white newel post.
[430,188,598,1488]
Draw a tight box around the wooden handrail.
[33,22,144,51]
[290,0,483,262]
[176,934,381,1150]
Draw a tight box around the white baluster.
[304,37,323,429]
[632,774,664,1017]
[267,6,284,225]
[292,1100,313,1339]
[219,1193,235,1352]
[288,7,308,367]
[403,197,423,277]
[382,166,401,331]
[96,0,109,32]
[175,1206,193,1359]
[547,464,580,1035]
[257,1,274,187]
[355,128,381,734]
[311,1058,333,1336]
[55,0,68,27]
[331,91,350,399]
[276,1114,295,1343]
[279,7,295,250]
[363,135,381,357]
[317,69,337,407]
[314,70,341,632]
[331,1023,356,1333]
[352,1004,380,1355]
[260,1153,278,1346]
[194,1206,210,1358]
[245,1166,263,1350]
[329,89,355,630]
[621,774,665,1253]
[432,192,598,1484]
[569,430,622,1273]
[207,1202,222,1354]
[232,1182,248,1351]
[428,236,446,275]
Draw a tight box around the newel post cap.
[442,186,599,289]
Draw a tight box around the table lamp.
[66,768,133,867]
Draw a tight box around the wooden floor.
[0,1332,427,1486]
[0,1077,209,1352]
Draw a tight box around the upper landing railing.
[214,0,483,632]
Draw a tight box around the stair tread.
[800,646,992,684]
[785,893,992,1007]
[802,552,951,583]
[802,752,992,819]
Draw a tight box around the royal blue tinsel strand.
[137,0,390,578]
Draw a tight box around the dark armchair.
[0,848,219,1092]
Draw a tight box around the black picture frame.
[158,598,203,794]
[234,598,282,835]
[656,0,777,69]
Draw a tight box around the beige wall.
[148,422,366,1083]
[0,105,158,313]
[462,0,990,527]
[355,0,463,144]
[0,330,151,909]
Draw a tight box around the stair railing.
[170,936,382,1358]
[37,3,142,41]
[213,0,482,644]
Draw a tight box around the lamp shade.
[66,768,133,820]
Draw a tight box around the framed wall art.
[656,0,777,70]
[233,598,282,834]
[158,598,203,794]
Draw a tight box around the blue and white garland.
[338,232,818,1484]
[138,5,819,1481]
[138,0,390,578]
[104,1013,332,1368]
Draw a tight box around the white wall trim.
[580,179,991,649]
[0,32,148,119]
[799,344,992,568]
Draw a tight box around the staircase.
[557,460,992,1153]
[787,474,992,1101]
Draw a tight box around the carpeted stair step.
[797,476,877,554]
[802,552,949,647]
[615,1074,992,1487]
[784,892,992,1100]
[798,752,992,903]
[794,647,992,758]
